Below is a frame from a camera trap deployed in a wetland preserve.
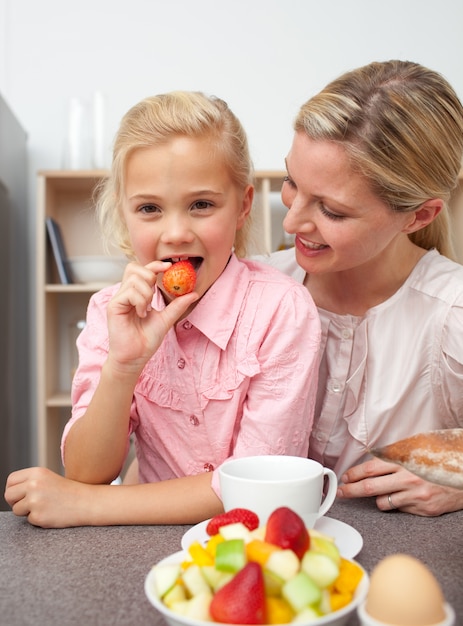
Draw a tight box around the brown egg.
[365,554,446,625]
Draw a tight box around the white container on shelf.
[66,256,127,284]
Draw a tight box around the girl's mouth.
[163,256,203,271]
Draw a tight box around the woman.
[265,59,463,517]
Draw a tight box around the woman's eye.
[283,175,296,189]
[319,204,345,221]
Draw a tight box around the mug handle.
[318,468,338,518]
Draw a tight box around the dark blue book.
[45,217,73,284]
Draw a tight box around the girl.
[5,91,320,527]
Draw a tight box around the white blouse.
[258,248,463,477]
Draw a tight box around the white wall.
[1,0,463,177]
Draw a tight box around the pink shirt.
[259,248,463,477]
[62,254,321,495]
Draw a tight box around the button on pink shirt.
[62,254,321,495]
[259,248,463,477]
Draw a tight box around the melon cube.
[182,564,210,596]
[282,571,321,613]
[265,549,300,582]
[301,552,340,589]
[151,563,181,598]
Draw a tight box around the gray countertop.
[1,498,461,625]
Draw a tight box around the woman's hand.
[337,457,463,516]
[106,261,198,375]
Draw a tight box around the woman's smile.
[296,236,329,252]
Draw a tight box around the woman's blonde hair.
[295,60,463,259]
[96,91,254,258]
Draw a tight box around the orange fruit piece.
[162,260,196,297]
[332,558,363,594]
[265,596,294,624]
[246,539,280,566]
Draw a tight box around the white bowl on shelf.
[67,256,127,284]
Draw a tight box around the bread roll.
[371,429,463,489]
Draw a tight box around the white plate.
[181,515,363,559]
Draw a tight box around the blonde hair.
[295,60,463,259]
[96,91,254,258]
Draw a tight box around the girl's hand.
[5,466,223,527]
[106,261,198,374]
[4,467,96,528]
[337,457,463,516]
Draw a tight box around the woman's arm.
[5,467,223,528]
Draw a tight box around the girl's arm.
[64,261,198,484]
[5,467,223,528]
[226,284,320,460]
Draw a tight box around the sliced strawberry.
[162,259,196,297]
[206,508,260,536]
[210,561,266,624]
[264,507,310,560]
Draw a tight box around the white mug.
[218,455,338,528]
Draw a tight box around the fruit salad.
[149,507,364,624]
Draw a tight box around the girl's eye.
[192,200,213,211]
[139,204,160,214]
[319,204,345,221]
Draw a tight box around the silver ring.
[388,494,397,510]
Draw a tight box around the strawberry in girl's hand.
[264,507,310,560]
[210,561,266,624]
[162,260,196,297]
[206,508,260,536]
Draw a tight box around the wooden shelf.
[45,283,114,293]
[450,168,463,264]
[46,393,72,408]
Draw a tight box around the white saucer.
[181,515,363,559]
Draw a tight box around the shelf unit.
[36,169,287,472]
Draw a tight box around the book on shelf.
[45,217,73,284]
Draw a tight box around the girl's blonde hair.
[96,91,254,258]
[295,60,463,259]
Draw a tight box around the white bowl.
[67,256,127,284]
[145,550,369,626]
[357,599,455,626]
